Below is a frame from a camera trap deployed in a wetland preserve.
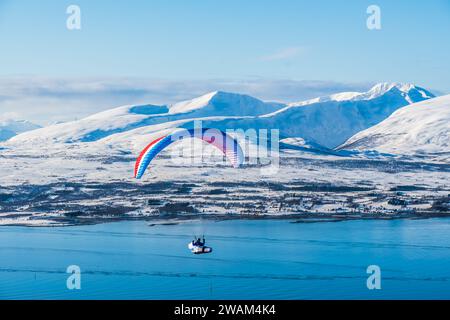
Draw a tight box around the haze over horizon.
[0,0,449,123]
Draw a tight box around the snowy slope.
[169,91,283,116]
[7,103,169,143]
[338,94,450,155]
[286,83,432,107]
[6,83,434,151]
[199,83,434,148]
[0,119,41,141]
[8,92,283,144]
[96,82,434,156]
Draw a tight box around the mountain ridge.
[5,83,437,152]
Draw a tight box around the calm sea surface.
[1,218,450,299]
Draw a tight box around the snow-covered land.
[339,94,450,159]
[0,83,448,226]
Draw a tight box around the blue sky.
[0,0,449,123]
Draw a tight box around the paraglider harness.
[189,235,212,254]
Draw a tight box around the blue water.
[1,218,450,299]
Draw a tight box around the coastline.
[1,210,450,228]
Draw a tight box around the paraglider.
[135,127,239,255]
[134,127,244,179]
[188,236,212,254]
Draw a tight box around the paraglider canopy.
[134,127,244,179]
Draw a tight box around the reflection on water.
[1,218,450,299]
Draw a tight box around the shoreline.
[2,211,450,228]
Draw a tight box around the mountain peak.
[366,82,435,100]
[370,82,414,93]
[168,91,282,116]
[286,82,434,108]
[168,91,219,114]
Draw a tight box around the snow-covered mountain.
[286,82,432,106]
[168,91,283,116]
[199,83,434,148]
[0,119,41,142]
[6,83,435,152]
[338,94,450,156]
[8,91,283,144]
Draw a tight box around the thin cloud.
[0,111,20,122]
[0,76,373,125]
[259,47,305,61]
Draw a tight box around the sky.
[0,0,449,124]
